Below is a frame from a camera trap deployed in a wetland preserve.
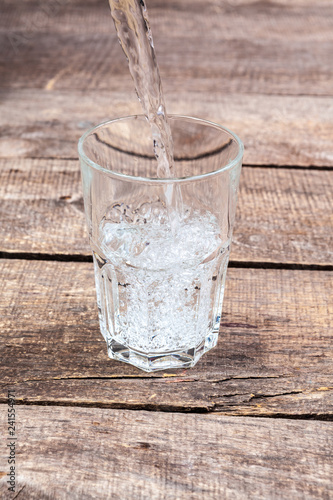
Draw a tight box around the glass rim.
[78,114,244,183]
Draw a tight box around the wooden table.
[1,1,332,498]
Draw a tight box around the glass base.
[105,330,219,372]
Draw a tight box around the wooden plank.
[0,89,332,167]
[0,259,332,417]
[3,0,333,36]
[2,33,333,97]
[0,406,332,499]
[0,159,87,257]
[1,0,333,96]
[1,158,332,266]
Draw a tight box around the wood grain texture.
[1,158,332,265]
[0,89,332,167]
[1,0,333,96]
[2,33,333,97]
[0,406,332,499]
[0,259,332,417]
[3,0,333,38]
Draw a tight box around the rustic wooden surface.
[1,90,332,166]
[1,407,333,500]
[0,0,332,498]
[1,0,333,96]
[0,260,332,417]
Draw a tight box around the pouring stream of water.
[108,0,183,230]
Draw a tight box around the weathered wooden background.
[0,0,332,498]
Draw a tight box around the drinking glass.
[78,115,243,371]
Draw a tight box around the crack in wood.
[12,485,26,500]
[1,374,285,385]
[242,163,333,171]
[0,399,331,420]
[0,399,213,413]
[207,388,305,401]
[213,375,284,383]
[1,251,332,271]
[1,375,184,384]
[248,390,304,401]
[228,261,333,271]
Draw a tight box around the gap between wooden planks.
[0,158,332,266]
[0,406,332,499]
[0,259,332,418]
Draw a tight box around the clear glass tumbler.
[78,115,243,372]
